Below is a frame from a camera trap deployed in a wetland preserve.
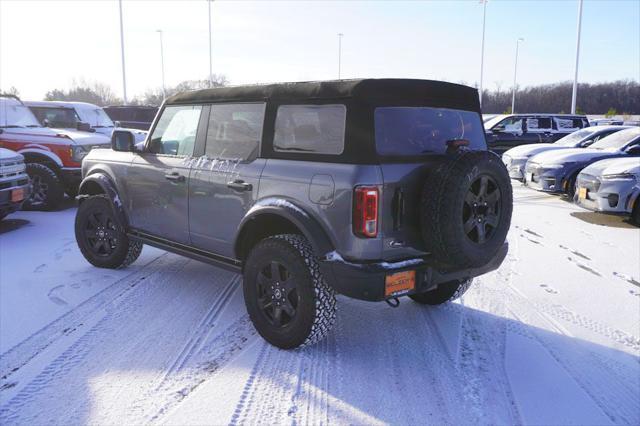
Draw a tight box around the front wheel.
[23,163,64,211]
[243,234,337,349]
[409,278,473,305]
[75,195,142,269]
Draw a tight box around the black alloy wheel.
[30,174,49,205]
[81,210,120,257]
[256,260,299,327]
[462,174,501,244]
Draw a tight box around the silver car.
[575,157,640,224]
[503,125,629,180]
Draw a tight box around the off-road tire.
[22,163,64,211]
[75,195,142,269]
[420,151,513,268]
[243,234,337,349]
[409,278,473,305]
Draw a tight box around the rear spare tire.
[420,151,512,268]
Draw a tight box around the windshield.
[75,106,114,127]
[554,128,597,147]
[0,102,41,127]
[375,107,487,156]
[30,107,79,128]
[483,115,507,130]
[590,128,640,150]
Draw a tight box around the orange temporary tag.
[385,270,416,297]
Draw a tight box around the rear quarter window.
[375,107,486,156]
[273,105,346,155]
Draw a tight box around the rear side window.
[205,103,265,161]
[273,105,346,155]
[526,117,552,132]
[554,117,586,131]
[375,107,486,156]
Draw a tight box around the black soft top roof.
[166,78,479,109]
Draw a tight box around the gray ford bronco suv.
[75,79,512,349]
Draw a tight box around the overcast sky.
[1,0,638,101]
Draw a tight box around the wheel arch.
[234,198,335,262]
[20,150,63,169]
[78,172,129,228]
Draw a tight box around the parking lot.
[0,184,638,425]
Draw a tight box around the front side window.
[30,107,79,128]
[274,104,346,155]
[148,105,202,156]
[75,107,114,128]
[497,117,524,133]
[205,103,265,161]
[375,107,486,156]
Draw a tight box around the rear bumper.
[320,243,509,302]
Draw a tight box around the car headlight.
[70,145,89,162]
[601,173,637,182]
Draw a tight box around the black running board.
[128,230,242,273]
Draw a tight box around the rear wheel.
[23,163,64,211]
[75,195,142,269]
[243,234,336,349]
[409,278,473,305]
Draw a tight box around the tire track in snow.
[0,252,172,381]
[0,256,193,425]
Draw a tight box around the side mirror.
[492,126,504,133]
[77,121,92,132]
[626,145,640,155]
[43,118,50,127]
[111,130,135,152]
[114,121,121,128]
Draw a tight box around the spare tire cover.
[420,150,512,268]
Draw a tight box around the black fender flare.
[77,173,129,229]
[234,198,335,259]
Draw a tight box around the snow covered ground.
[0,186,638,425]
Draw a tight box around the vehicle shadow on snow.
[569,211,639,229]
[2,273,638,425]
[0,218,30,234]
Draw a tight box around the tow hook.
[385,297,400,308]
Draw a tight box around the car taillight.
[353,186,379,238]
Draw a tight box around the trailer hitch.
[385,297,400,308]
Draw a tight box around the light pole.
[118,0,128,104]
[511,37,524,114]
[337,33,344,80]
[208,0,214,88]
[571,0,584,114]
[156,30,166,101]
[479,0,488,107]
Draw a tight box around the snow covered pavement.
[0,186,639,425]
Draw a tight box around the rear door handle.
[165,172,185,182]
[227,179,252,192]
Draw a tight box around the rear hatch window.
[375,107,486,156]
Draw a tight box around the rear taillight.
[353,186,379,238]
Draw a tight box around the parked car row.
[503,126,640,225]
[0,95,151,216]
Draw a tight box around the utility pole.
[511,37,524,114]
[337,33,344,80]
[118,0,128,104]
[156,30,166,101]
[571,0,584,114]
[479,0,488,107]
[208,0,214,87]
